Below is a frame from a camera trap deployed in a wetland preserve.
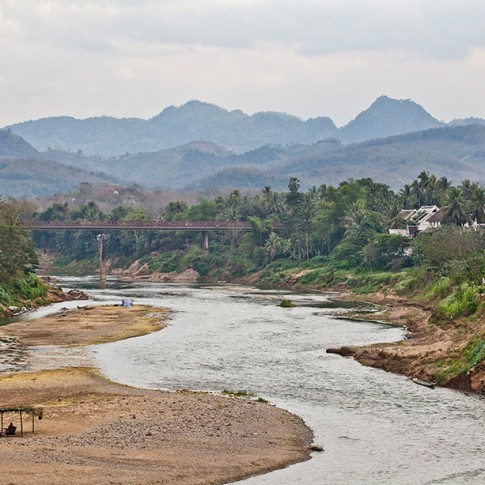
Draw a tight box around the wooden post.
[202,231,209,253]
[20,411,23,436]
[32,413,35,434]
[1,411,3,434]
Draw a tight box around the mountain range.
[1,96,485,198]
[7,95,483,157]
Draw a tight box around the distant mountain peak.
[0,128,38,157]
[339,95,443,143]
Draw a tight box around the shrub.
[0,284,12,306]
[15,274,49,300]
[425,277,452,300]
[279,299,296,307]
[394,276,416,295]
[435,337,485,382]
[438,282,479,318]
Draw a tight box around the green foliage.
[222,389,255,397]
[412,226,484,272]
[365,234,411,270]
[465,338,485,367]
[279,299,296,308]
[186,199,219,220]
[296,267,344,287]
[437,283,479,319]
[424,277,452,300]
[346,272,402,294]
[15,273,49,300]
[146,253,181,273]
[435,337,485,382]
[0,284,13,306]
[394,276,417,295]
[25,174,485,325]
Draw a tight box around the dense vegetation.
[34,172,484,283]
[0,198,49,313]
[4,171,484,382]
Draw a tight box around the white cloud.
[3,0,485,57]
[1,0,485,126]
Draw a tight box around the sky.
[1,0,485,127]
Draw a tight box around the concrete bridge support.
[202,231,209,253]
[99,233,107,288]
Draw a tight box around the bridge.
[30,219,284,253]
[31,220,273,232]
[28,219,284,287]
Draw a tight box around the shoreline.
[0,305,314,485]
[72,268,485,394]
[45,269,485,394]
[328,291,485,393]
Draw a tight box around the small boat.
[411,378,436,389]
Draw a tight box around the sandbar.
[0,305,313,484]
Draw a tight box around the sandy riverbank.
[0,306,313,485]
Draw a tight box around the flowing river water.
[3,276,485,484]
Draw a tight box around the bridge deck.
[31,220,284,232]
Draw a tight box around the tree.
[163,201,188,221]
[37,202,70,221]
[0,198,39,286]
[443,188,470,226]
[71,201,103,221]
[247,216,274,246]
[365,234,411,270]
[286,177,303,207]
[412,225,483,270]
[470,187,485,224]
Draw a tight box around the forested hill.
[339,96,442,143]
[6,101,338,156]
[70,125,485,191]
[7,96,481,157]
[2,124,485,197]
[0,129,38,157]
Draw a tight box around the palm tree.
[399,184,414,209]
[436,176,451,204]
[470,187,485,223]
[443,187,470,226]
[385,198,407,229]
[342,200,381,239]
[410,174,427,208]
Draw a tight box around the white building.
[389,205,444,237]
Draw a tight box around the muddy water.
[5,277,485,484]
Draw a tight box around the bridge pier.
[99,233,106,288]
[202,231,209,253]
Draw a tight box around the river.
[5,276,485,484]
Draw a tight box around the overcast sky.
[1,0,485,127]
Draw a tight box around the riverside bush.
[0,284,12,306]
[464,338,485,367]
[394,276,416,295]
[347,271,400,294]
[438,283,479,318]
[425,277,452,300]
[435,337,485,382]
[15,273,49,300]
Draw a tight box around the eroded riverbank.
[328,291,485,393]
